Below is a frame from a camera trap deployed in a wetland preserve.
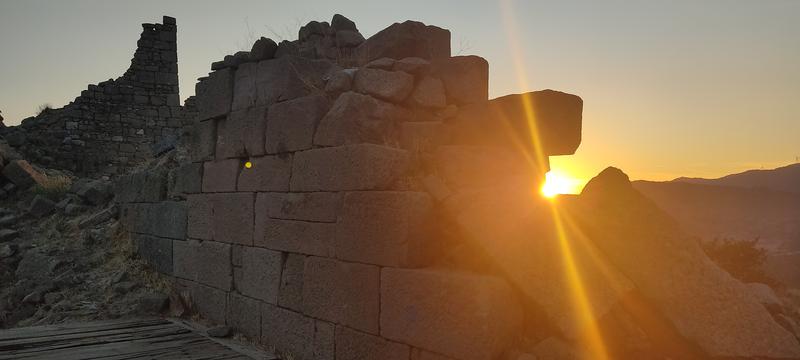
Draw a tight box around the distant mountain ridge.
[633,163,800,252]
[673,163,800,194]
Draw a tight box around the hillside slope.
[674,163,800,194]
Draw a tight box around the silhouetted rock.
[28,196,55,217]
[250,37,277,61]
[356,21,450,63]
[353,68,414,103]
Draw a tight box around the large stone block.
[449,90,583,156]
[173,239,232,290]
[255,56,337,106]
[261,303,334,360]
[431,56,488,105]
[265,95,330,153]
[399,121,445,153]
[290,145,409,191]
[353,68,414,103]
[2,160,47,189]
[217,105,268,158]
[336,326,410,360]
[168,162,203,197]
[256,192,341,223]
[178,280,227,324]
[336,191,434,267]
[210,192,254,245]
[132,201,187,240]
[114,169,167,203]
[434,145,547,190]
[302,257,380,334]
[132,234,173,274]
[231,62,258,111]
[236,155,292,192]
[235,246,282,303]
[356,21,450,63]
[202,159,241,193]
[380,268,523,360]
[226,292,261,340]
[188,120,216,162]
[255,218,334,256]
[187,194,212,240]
[197,68,234,121]
[278,253,306,311]
[314,92,407,147]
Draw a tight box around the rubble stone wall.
[117,14,583,360]
[2,16,192,176]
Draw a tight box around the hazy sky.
[1,0,798,184]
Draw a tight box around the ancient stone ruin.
[1,16,194,176]
[2,12,799,360]
[113,14,800,360]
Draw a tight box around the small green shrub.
[702,237,778,287]
[30,175,72,201]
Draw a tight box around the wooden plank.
[0,318,168,341]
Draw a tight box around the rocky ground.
[0,144,173,329]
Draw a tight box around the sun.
[541,170,582,198]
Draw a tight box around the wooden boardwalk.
[0,318,277,359]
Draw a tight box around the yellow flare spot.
[244,161,252,169]
[542,170,582,198]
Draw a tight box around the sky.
[1,0,798,187]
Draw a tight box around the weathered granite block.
[356,20,450,63]
[380,268,523,360]
[256,192,341,223]
[231,62,258,111]
[353,68,414,103]
[335,191,434,267]
[431,56,488,105]
[210,192,254,245]
[173,239,232,290]
[133,201,186,239]
[278,253,306,311]
[261,303,334,360]
[302,257,380,334]
[265,95,330,153]
[255,218,334,256]
[179,280,227,324]
[255,56,336,105]
[226,292,261,340]
[336,326,410,360]
[236,155,292,192]
[235,246,282,303]
[314,92,406,147]
[217,105,268,158]
[168,162,202,197]
[290,145,409,191]
[132,233,173,274]
[197,68,234,121]
[202,159,241,193]
[187,194,212,240]
[189,120,216,162]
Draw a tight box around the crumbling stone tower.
[3,16,191,176]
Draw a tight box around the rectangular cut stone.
[180,280,227,324]
[168,162,202,197]
[380,268,523,360]
[235,246,282,303]
[261,303,334,360]
[302,257,380,334]
[257,192,342,223]
[336,326,410,360]
[173,239,232,290]
[336,191,434,267]
[226,292,261,339]
[430,56,488,105]
[255,56,333,106]
[217,105,267,158]
[265,95,329,153]
[114,169,166,203]
[434,145,546,190]
[133,201,187,240]
[278,253,306,311]
[132,234,173,274]
[187,194,212,240]
[196,68,234,121]
[231,62,258,111]
[202,159,241,193]
[256,218,334,256]
[189,120,216,162]
[211,193,254,245]
[237,155,291,192]
[400,121,445,153]
[290,145,409,191]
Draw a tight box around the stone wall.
[1,16,193,177]
[117,14,584,360]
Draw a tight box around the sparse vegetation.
[36,103,53,116]
[701,237,778,287]
[30,175,72,201]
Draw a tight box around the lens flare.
[542,170,582,198]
